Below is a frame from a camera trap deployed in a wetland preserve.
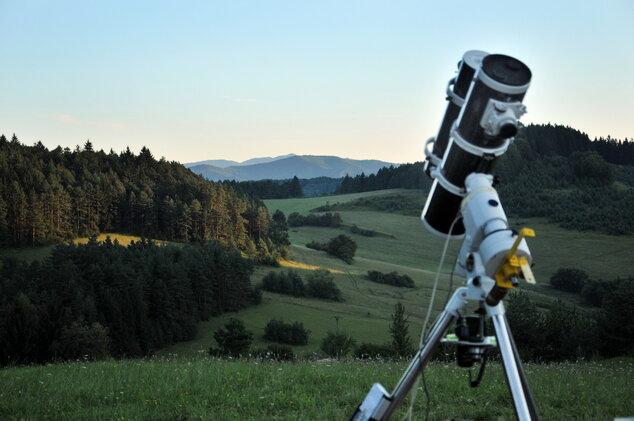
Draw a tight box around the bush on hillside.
[263,319,310,345]
[550,268,589,293]
[306,240,327,251]
[306,270,343,301]
[367,270,414,288]
[211,318,253,357]
[326,234,357,264]
[49,322,110,361]
[321,332,356,359]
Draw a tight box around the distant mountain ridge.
[186,155,395,181]
[185,154,297,169]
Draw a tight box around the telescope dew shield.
[429,50,489,165]
[422,54,532,238]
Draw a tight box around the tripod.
[351,173,540,421]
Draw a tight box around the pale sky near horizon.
[1,1,633,164]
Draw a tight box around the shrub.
[306,240,327,251]
[306,270,343,301]
[367,270,414,288]
[350,225,376,237]
[263,319,310,345]
[550,268,589,293]
[321,331,356,358]
[211,318,253,357]
[326,234,357,264]
[50,322,110,361]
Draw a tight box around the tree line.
[0,238,259,365]
[0,135,284,259]
[328,124,634,234]
[260,269,343,301]
[223,176,303,199]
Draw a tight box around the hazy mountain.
[185,154,296,169]
[188,155,395,181]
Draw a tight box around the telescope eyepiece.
[499,121,518,138]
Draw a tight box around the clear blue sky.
[1,1,632,164]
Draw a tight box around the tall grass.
[1,358,632,420]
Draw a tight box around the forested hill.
[0,134,275,256]
[336,124,634,234]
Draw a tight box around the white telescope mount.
[351,173,540,421]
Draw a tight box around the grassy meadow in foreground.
[1,358,632,421]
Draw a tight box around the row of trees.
[0,135,284,258]
[287,212,342,227]
[260,269,343,301]
[0,239,259,365]
[224,176,303,199]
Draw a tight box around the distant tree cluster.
[0,239,259,365]
[367,270,414,288]
[307,234,357,264]
[225,176,303,199]
[260,270,343,301]
[287,212,342,227]
[263,319,310,345]
[0,135,286,260]
[336,164,432,194]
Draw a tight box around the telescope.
[351,51,539,421]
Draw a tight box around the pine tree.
[389,302,413,357]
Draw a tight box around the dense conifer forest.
[0,134,279,258]
[0,239,259,365]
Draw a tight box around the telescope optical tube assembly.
[422,53,532,238]
[425,50,489,171]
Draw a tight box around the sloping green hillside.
[161,189,633,357]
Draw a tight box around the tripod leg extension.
[490,311,540,421]
[380,310,455,420]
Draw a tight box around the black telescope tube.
[422,54,531,238]
[430,50,488,162]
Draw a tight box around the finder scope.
[422,52,532,238]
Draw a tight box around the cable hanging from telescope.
[402,215,461,421]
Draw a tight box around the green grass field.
[1,358,632,420]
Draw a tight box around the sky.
[1,1,633,164]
